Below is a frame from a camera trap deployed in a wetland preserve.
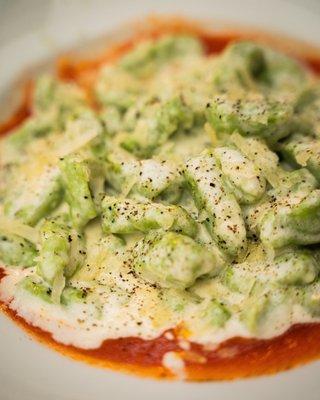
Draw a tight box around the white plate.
[1,1,320,399]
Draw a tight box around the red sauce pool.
[1,19,320,380]
[0,80,33,136]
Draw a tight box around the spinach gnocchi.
[1,33,320,354]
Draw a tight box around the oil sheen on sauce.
[1,19,320,380]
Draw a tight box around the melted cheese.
[1,258,319,353]
[162,351,186,379]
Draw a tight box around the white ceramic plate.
[1,1,320,399]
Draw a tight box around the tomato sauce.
[1,18,320,380]
[0,80,33,136]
